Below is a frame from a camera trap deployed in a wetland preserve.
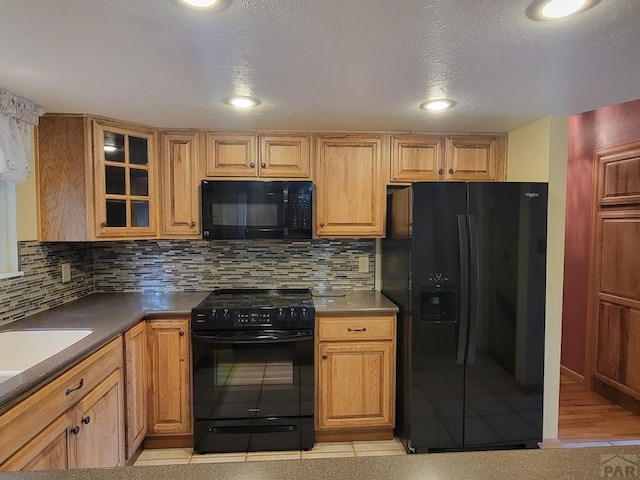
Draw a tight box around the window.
[0,180,20,279]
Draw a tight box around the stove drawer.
[317,315,395,341]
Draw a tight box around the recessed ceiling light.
[526,0,598,21]
[226,96,261,109]
[541,0,585,18]
[181,0,231,10]
[419,99,456,112]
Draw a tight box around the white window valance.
[0,89,45,184]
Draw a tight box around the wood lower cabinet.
[124,322,148,460]
[0,338,125,471]
[315,134,386,237]
[315,314,396,441]
[146,319,192,443]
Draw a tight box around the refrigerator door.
[464,182,547,449]
[410,182,468,452]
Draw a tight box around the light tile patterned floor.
[134,439,407,466]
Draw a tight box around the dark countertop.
[0,292,209,413]
[312,290,399,315]
[1,445,638,479]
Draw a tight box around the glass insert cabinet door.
[93,122,157,237]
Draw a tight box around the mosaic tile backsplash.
[93,240,375,292]
[0,242,94,326]
[0,239,375,325]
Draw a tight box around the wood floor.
[558,373,640,442]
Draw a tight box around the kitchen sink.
[0,329,93,384]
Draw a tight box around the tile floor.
[134,439,406,466]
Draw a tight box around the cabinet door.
[124,322,147,460]
[259,134,312,179]
[390,135,443,183]
[205,133,258,178]
[0,414,72,472]
[71,370,125,468]
[444,135,506,181]
[317,341,394,430]
[315,135,385,237]
[147,319,192,436]
[596,141,640,207]
[160,131,201,237]
[93,121,158,238]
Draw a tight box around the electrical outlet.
[61,263,71,283]
[358,256,369,273]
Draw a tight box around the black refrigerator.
[382,182,547,453]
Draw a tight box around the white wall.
[507,115,568,442]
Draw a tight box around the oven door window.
[192,336,313,420]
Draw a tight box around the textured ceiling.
[1,0,639,132]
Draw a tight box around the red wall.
[561,98,640,375]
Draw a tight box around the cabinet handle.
[82,416,91,425]
[347,327,367,332]
[190,221,196,228]
[179,331,185,337]
[449,168,454,174]
[261,163,266,168]
[71,426,80,435]
[249,162,256,169]
[65,378,84,395]
[322,355,328,360]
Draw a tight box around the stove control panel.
[192,306,315,330]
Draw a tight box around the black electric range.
[191,288,315,454]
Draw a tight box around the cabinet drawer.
[317,315,395,341]
[0,337,123,465]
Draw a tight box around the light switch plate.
[358,256,369,273]
[61,263,71,283]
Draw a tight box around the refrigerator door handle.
[467,214,480,364]
[456,214,470,365]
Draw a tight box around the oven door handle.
[192,331,314,344]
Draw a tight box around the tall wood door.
[71,370,125,468]
[317,341,394,430]
[589,141,640,406]
[259,134,312,179]
[389,134,443,183]
[160,131,201,237]
[315,134,385,237]
[0,414,72,472]
[444,135,506,181]
[124,322,147,460]
[147,319,192,436]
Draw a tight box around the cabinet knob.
[82,416,91,425]
[101,222,107,228]
[438,169,443,176]
[71,426,80,435]
[261,163,266,168]
[319,222,325,227]
[449,168,454,174]
[249,162,255,169]
[322,355,328,360]
[190,221,196,228]
[179,331,185,337]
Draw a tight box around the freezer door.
[464,182,547,449]
[409,182,468,452]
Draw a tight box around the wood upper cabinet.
[147,319,192,437]
[596,142,640,206]
[390,134,443,183]
[444,135,506,181]
[315,134,386,237]
[37,114,159,241]
[205,132,312,179]
[160,131,201,237]
[124,322,147,460]
[316,314,396,440]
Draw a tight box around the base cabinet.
[315,314,396,441]
[146,319,192,441]
[124,322,148,460]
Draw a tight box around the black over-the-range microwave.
[201,180,313,240]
